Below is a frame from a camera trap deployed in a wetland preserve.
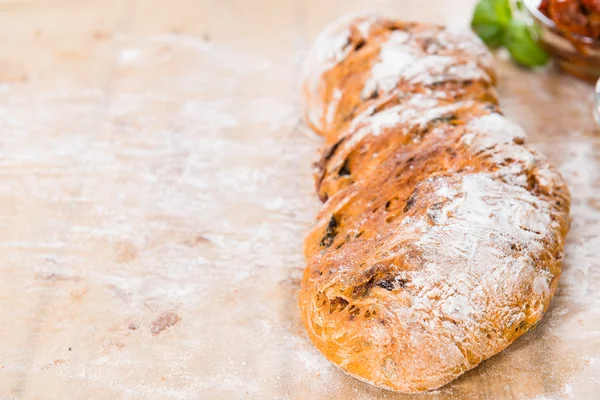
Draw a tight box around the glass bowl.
[523,0,600,83]
[596,79,600,125]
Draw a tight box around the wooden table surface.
[0,0,598,399]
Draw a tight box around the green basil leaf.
[473,24,505,48]
[471,0,513,47]
[503,19,549,68]
[477,0,512,26]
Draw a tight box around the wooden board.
[0,0,598,398]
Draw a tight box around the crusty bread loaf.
[298,15,571,393]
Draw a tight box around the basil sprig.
[471,0,549,68]
[472,0,513,47]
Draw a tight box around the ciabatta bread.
[298,15,571,393]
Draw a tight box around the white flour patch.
[399,174,552,327]
[361,31,414,98]
[564,383,573,395]
[118,48,141,64]
[342,96,469,152]
[295,348,333,375]
[558,139,600,303]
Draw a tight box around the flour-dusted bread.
[298,15,571,393]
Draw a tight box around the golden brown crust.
[299,15,571,393]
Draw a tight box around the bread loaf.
[298,15,571,393]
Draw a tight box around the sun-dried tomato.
[539,0,551,13]
[540,0,600,39]
[583,0,600,38]
[582,0,600,13]
[547,0,591,36]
